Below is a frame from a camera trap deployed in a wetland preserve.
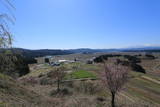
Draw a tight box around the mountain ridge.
[1,46,160,58]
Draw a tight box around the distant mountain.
[69,48,119,53]
[1,46,160,59]
[70,46,160,53]
[121,46,160,52]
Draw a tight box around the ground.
[1,52,160,107]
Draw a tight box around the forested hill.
[3,48,73,58]
[1,47,160,58]
[0,48,73,64]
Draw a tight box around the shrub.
[131,63,146,73]
[0,52,30,78]
[145,54,155,59]
[116,59,130,66]
[116,59,146,73]
[96,97,106,102]
[94,54,122,63]
[123,55,141,63]
[38,73,44,78]
[61,88,72,95]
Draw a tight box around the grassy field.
[65,70,97,79]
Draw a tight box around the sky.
[1,0,160,49]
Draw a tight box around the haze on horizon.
[2,0,160,49]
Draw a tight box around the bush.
[123,55,141,63]
[61,88,72,95]
[94,54,122,63]
[116,59,130,66]
[116,58,145,73]
[145,54,155,59]
[0,52,30,78]
[131,63,146,73]
[96,97,106,102]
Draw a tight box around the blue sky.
[2,0,160,49]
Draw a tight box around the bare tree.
[48,66,67,92]
[101,61,129,107]
[0,0,15,48]
[0,0,16,76]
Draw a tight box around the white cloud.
[143,44,160,47]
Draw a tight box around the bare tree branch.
[48,66,67,92]
[101,60,130,107]
[0,0,14,48]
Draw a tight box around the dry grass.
[1,53,160,106]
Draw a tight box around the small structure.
[36,56,53,64]
[50,62,60,66]
[58,60,68,63]
[86,57,96,64]
[36,55,77,65]
[58,60,75,64]
[86,59,94,64]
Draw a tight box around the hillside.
[0,50,160,106]
[18,53,160,107]
[0,73,58,107]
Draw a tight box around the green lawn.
[65,70,97,79]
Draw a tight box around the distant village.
[35,55,96,66]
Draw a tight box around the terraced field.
[127,75,160,105]
[124,58,160,106]
[19,56,160,107]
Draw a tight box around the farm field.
[65,70,97,79]
[15,53,160,107]
[0,53,160,107]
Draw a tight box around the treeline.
[0,50,30,78]
[123,49,160,53]
[94,54,146,73]
[1,48,159,61]
[8,48,73,58]
[0,48,74,64]
[0,48,75,78]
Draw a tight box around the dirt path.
[141,76,160,85]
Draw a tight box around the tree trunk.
[57,79,60,92]
[111,92,115,107]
